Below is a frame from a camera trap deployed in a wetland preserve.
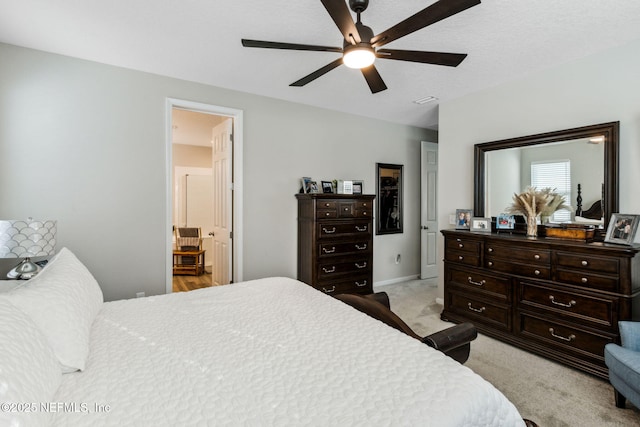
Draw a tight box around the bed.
[1,248,526,426]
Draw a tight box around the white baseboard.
[374,274,421,287]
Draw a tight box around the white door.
[420,141,438,278]
[211,119,233,285]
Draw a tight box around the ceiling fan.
[241,0,481,94]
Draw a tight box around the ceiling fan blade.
[242,39,342,53]
[320,0,361,43]
[361,65,387,94]
[377,49,467,67]
[290,58,344,87]
[371,0,481,48]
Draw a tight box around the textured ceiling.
[1,0,640,129]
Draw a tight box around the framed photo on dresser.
[605,213,640,245]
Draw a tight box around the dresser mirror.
[376,163,403,234]
[474,122,619,228]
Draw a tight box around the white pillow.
[4,247,104,372]
[0,298,62,427]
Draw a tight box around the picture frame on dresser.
[321,181,334,193]
[455,209,472,230]
[470,217,491,232]
[604,213,640,245]
[352,180,363,195]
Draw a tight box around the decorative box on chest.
[441,229,640,379]
[296,194,375,295]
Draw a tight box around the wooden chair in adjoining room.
[173,227,205,276]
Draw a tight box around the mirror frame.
[474,121,619,225]
[376,163,403,235]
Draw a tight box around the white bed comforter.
[52,277,524,426]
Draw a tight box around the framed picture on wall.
[604,213,640,245]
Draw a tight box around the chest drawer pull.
[355,262,367,269]
[581,277,588,283]
[322,286,336,294]
[322,227,336,234]
[322,247,336,254]
[534,254,540,260]
[355,244,367,250]
[355,225,368,232]
[458,255,464,261]
[324,203,331,207]
[549,295,576,308]
[549,328,576,342]
[487,261,493,267]
[534,270,541,276]
[467,303,486,313]
[322,266,336,273]
[458,243,464,248]
[488,247,493,252]
[356,280,367,287]
[325,212,331,216]
[581,260,589,266]
[344,207,350,211]
[467,277,486,287]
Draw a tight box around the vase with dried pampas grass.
[506,187,571,237]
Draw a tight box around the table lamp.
[0,218,57,279]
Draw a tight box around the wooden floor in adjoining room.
[172,271,213,292]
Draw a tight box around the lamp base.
[7,257,42,280]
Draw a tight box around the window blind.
[531,160,571,222]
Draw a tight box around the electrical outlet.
[136,292,145,298]
[395,254,401,264]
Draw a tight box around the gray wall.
[437,37,640,297]
[0,43,435,301]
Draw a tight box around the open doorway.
[166,99,244,293]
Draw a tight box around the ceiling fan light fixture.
[343,44,375,69]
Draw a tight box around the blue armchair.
[604,321,640,408]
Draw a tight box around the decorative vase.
[526,215,539,237]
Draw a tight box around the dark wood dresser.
[441,229,640,379]
[296,194,375,295]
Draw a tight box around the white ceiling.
[2,0,640,130]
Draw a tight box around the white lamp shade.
[343,46,376,69]
[0,219,57,258]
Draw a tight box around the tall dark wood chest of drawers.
[296,194,375,295]
[441,229,640,379]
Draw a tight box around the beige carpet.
[375,279,640,427]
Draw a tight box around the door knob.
[421,226,429,230]
[209,232,215,237]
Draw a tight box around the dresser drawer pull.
[344,207,350,211]
[356,280,367,287]
[322,266,336,273]
[581,277,588,283]
[355,262,367,269]
[324,203,331,207]
[322,227,336,234]
[534,270,541,276]
[355,244,367,250]
[362,212,368,216]
[467,303,486,313]
[355,225,368,232]
[488,247,493,252]
[458,255,464,261]
[467,277,486,287]
[322,247,336,254]
[581,260,588,266]
[325,212,331,216]
[549,295,576,308]
[534,254,540,260]
[549,328,576,342]
[322,286,336,293]
[362,203,368,207]
[487,261,493,267]
[458,243,464,248]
